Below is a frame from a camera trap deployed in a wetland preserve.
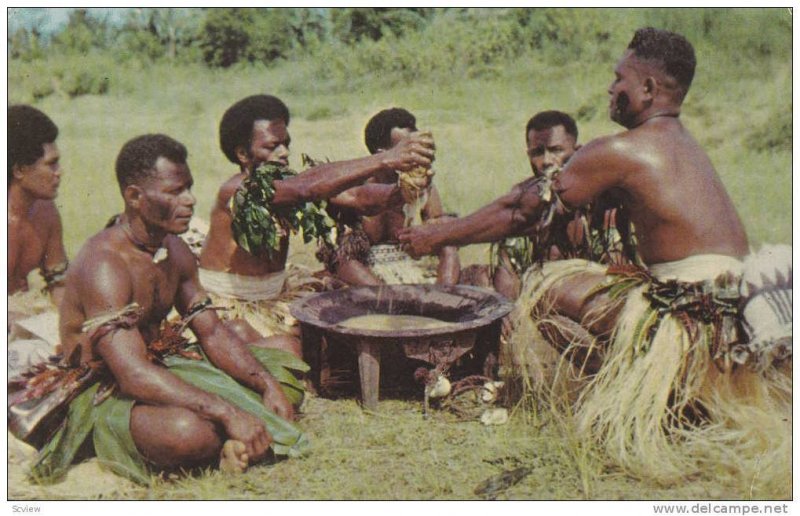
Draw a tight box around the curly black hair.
[628,27,696,100]
[525,110,578,141]
[219,95,290,164]
[364,107,417,155]
[115,134,188,192]
[8,104,59,186]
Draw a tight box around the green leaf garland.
[230,161,335,258]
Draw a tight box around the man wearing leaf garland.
[10,134,308,485]
[199,95,436,338]
[316,107,460,286]
[399,28,791,484]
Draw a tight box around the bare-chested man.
[8,105,68,304]
[8,105,69,376]
[462,110,584,300]
[399,29,786,478]
[39,134,307,483]
[198,95,435,337]
[400,28,748,315]
[318,107,460,286]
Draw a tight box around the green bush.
[642,8,791,59]
[61,68,110,98]
[199,8,327,68]
[9,54,115,102]
[749,109,792,152]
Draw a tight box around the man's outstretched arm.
[271,132,435,206]
[398,178,542,257]
[398,136,629,258]
[328,183,404,216]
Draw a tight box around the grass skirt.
[201,264,324,337]
[508,259,791,494]
[366,244,438,284]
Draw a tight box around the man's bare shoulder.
[30,199,62,226]
[565,132,645,174]
[69,228,133,296]
[578,132,632,156]
[165,233,199,275]
[72,228,125,271]
[216,173,246,206]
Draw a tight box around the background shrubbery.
[10,8,792,96]
[8,7,792,256]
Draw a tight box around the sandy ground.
[8,431,142,500]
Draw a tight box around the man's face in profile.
[608,50,645,128]
[13,142,62,200]
[137,157,196,235]
[526,124,577,176]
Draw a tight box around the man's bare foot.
[219,440,248,473]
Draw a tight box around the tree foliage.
[51,8,112,55]
[9,7,791,99]
[331,8,433,44]
[199,8,327,67]
[118,8,202,61]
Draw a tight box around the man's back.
[559,117,748,265]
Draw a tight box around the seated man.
[400,28,790,481]
[199,95,435,336]
[8,105,69,376]
[11,134,307,485]
[318,107,460,286]
[462,110,635,301]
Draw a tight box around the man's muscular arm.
[328,183,404,216]
[42,203,68,306]
[398,137,630,258]
[271,132,435,205]
[398,178,543,257]
[8,218,22,290]
[83,252,272,460]
[421,187,460,284]
[552,136,629,208]
[172,240,294,420]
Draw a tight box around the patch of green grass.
[12,396,786,500]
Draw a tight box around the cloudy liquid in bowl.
[337,314,455,331]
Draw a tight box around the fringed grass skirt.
[508,259,791,492]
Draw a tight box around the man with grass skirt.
[8,105,70,376]
[198,95,436,338]
[399,28,791,483]
[9,134,309,485]
[317,107,460,287]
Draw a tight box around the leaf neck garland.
[491,167,642,271]
[230,161,334,258]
